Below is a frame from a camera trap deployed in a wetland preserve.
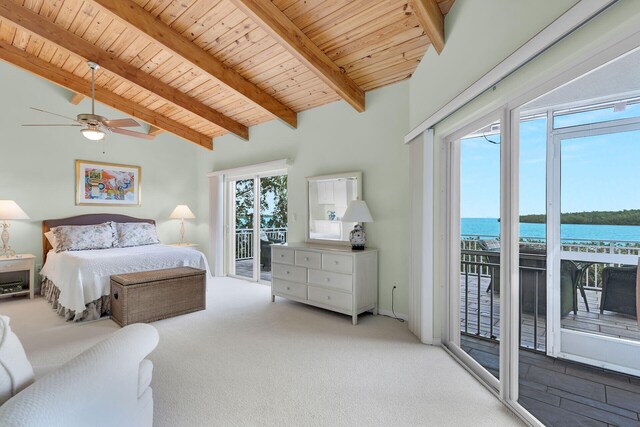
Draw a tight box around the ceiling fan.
[23,61,154,141]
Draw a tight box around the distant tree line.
[520,209,640,225]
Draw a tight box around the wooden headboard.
[42,214,156,263]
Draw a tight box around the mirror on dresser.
[306,172,362,244]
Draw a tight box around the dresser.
[270,243,378,325]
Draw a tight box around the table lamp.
[169,205,195,245]
[0,200,30,257]
[341,200,373,250]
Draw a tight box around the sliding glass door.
[445,111,507,391]
[227,173,288,283]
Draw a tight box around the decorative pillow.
[52,222,118,252]
[44,230,59,252]
[116,222,160,248]
[0,315,34,405]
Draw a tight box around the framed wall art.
[76,160,141,206]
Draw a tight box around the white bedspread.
[40,244,210,314]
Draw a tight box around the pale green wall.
[409,0,579,129]
[203,81,411,314]
[423,0,640,340]
[0,60,207,276]
[0,57,410,314]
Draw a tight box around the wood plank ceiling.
[0,0,454,150]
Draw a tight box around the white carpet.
[0,277,522,426]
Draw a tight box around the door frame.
[442,107,512,394]
[546,117,640,376]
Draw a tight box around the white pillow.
[52,222,118,252]
[116,222,160,248]
[44,230,59,252]
[0,315,34,405]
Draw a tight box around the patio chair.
[477,240,501,293]
[259,231,284,272]
[519,244,547,316]
[600,266,637,318]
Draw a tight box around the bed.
[40,214,210,321]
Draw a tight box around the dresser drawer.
[308,269,352,292]
[295,250,321,269]
[308,286,352,311]
[272,263,307,283]
[322,253,353,274]
[272,279,307,300]
[272,247,294,265]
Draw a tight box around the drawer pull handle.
[327,296,331,300]
[286,271,290,275]
[334,261,339,265]
[305,257,309,261]
[326,278,331,282]
[286,287,290,291]
[280,254,284,258]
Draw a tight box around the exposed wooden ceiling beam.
[69,92,84,105]
[230,0,365,113]
[0,40,213,150]
[409,0,445,54]
[92,0,298,129]
[147,126,164,136]
[0,0,247,140]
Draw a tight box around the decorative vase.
[349,224,366,250]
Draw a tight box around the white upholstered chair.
[0,317,159,427]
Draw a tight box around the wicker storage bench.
[110,267,205,327]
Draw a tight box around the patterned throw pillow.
[116,222,160,248]
[52,222,118,252]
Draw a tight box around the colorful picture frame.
[76,160,141,206]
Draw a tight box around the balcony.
[460,235,640,353]
[234,227,288,281]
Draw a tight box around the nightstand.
[0,254,35,299]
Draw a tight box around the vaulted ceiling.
[0,0,454,149]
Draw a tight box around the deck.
[460,274,640,352]
[234,259,272,282]
[461,335,640,426]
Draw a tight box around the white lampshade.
[169,205,195,220]
[0,200,29,220]
[341,200,373,223]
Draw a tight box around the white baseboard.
[377,309,408,321]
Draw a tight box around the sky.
[460,111,640,218]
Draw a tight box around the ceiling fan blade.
[30,107,79,123]
[102,118,140,128]
[22,124,83,127]
[110,127,155,140]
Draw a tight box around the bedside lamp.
[0,200,30,257]
[341,200,373,250]
[169,205,195,245]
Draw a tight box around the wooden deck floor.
[235,259,272,282]
[460,274,640,352]
[461,336,640,426]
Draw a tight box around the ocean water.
[462,218,640,242]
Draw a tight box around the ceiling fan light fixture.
[81,126,105,141]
